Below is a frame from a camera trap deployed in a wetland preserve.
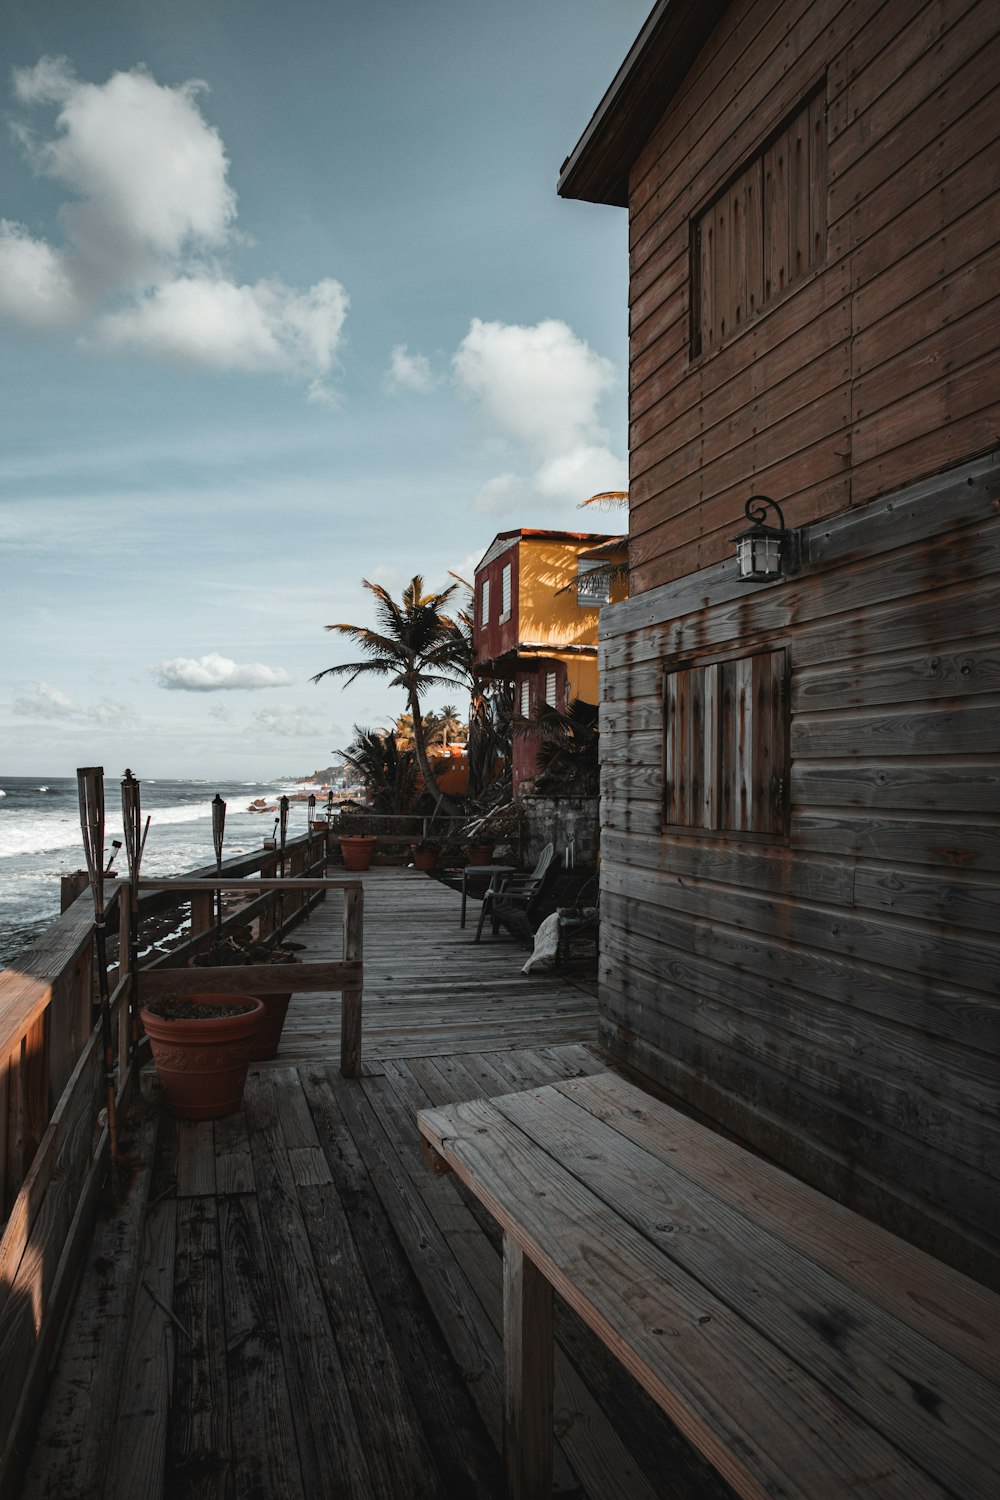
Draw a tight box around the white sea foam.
[0,796,220,860]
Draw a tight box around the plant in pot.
[411,837,439,872]
[140,992,265,1119]
[337,803,380,871]
[463,799,521,869]
[188,926,302,1061]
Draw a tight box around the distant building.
[473,528,624,791]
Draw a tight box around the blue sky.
[1,0,646,778]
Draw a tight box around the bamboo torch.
[279,794,289,870]
[121,769,150,1048]
[212,793,227,931]
[77,766,118,1164]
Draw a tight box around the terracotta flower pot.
[340,834,377,871]
[141,993,265,1120]
[468,843,493,867]
[249,991,293,1061]
[412,848,437,872]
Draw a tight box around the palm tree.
[312,576,466,812]
[340,727,420,815]
[442,585,515,799]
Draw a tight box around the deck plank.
[299,1065,505,1498]
[168,1196,232,1500]
[241,1071,374,1498]
[104,1199,177,1500]
[218,1193,305,1500]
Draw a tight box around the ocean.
[0,773,332,968]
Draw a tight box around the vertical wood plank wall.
[626,0,1000,593]
[599,458,1000,1285]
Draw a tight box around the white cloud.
[0,221,80,328]
[454,318,615,454]
[387,344,437,393]
[251,705,328,737]
[11,681,137,725]
[472,472,522,515]
[95,275,347,375]
[11,682,76,718]
[1,59,348,398]
[453,317,624,515]
[151,655,293,691]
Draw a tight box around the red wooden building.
[473,528,619,790]
[560,0,1000,1285]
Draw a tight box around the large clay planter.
[412,847,438,872]
[141,993,265,1120]
[467,843,493,867]
[249,990,293,1061]
[340,834,377,871]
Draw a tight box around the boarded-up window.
[692,90,826,355]
[480,578,490,626]
[577,558,612,607]
[519,680,530,717]
[663,649,787,836]
[501,563,513,620]
[545,670,557,706]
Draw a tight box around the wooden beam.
[503,1235,554,1500]
[136,878,363,893]
[138,962,362,999]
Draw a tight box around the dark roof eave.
[557,0,733,207]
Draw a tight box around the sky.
[0,0,647,779]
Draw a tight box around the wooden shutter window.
[545,670,557,706]
[692,90,826,355]
[480,578,490,626]
[520,680,530,717]
[664,649,787,836]
[501,563,512,620]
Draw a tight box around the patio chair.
[554,873,600,968]
[474,841,555,943]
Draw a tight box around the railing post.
[60,871,89,913]
[340,885,363,1078]
[190,887,214,937]
[117,885,131,1068]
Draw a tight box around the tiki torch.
[212,793,226,930]
[77,767,118,1163]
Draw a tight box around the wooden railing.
[138,874,364,1077]
[0,827,349,1496]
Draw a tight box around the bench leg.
[503,1234,553,1500]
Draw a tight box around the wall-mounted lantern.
[732,496,799,581]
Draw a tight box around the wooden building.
[473,528,619,790]
[559,0,1000,1285]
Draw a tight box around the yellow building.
[473,528,625,790]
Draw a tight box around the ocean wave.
[0,796,223,859]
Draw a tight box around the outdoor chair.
[554,873,600,968]
[474,841,554,943]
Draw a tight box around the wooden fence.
[334,811,471,853]
[0,828,358,1495]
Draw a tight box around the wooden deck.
[18,870,728,1499]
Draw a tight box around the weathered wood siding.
[627,0,1000,592]
[599,454,1000,1285]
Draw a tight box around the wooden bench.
[417,1071,1000,1500]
